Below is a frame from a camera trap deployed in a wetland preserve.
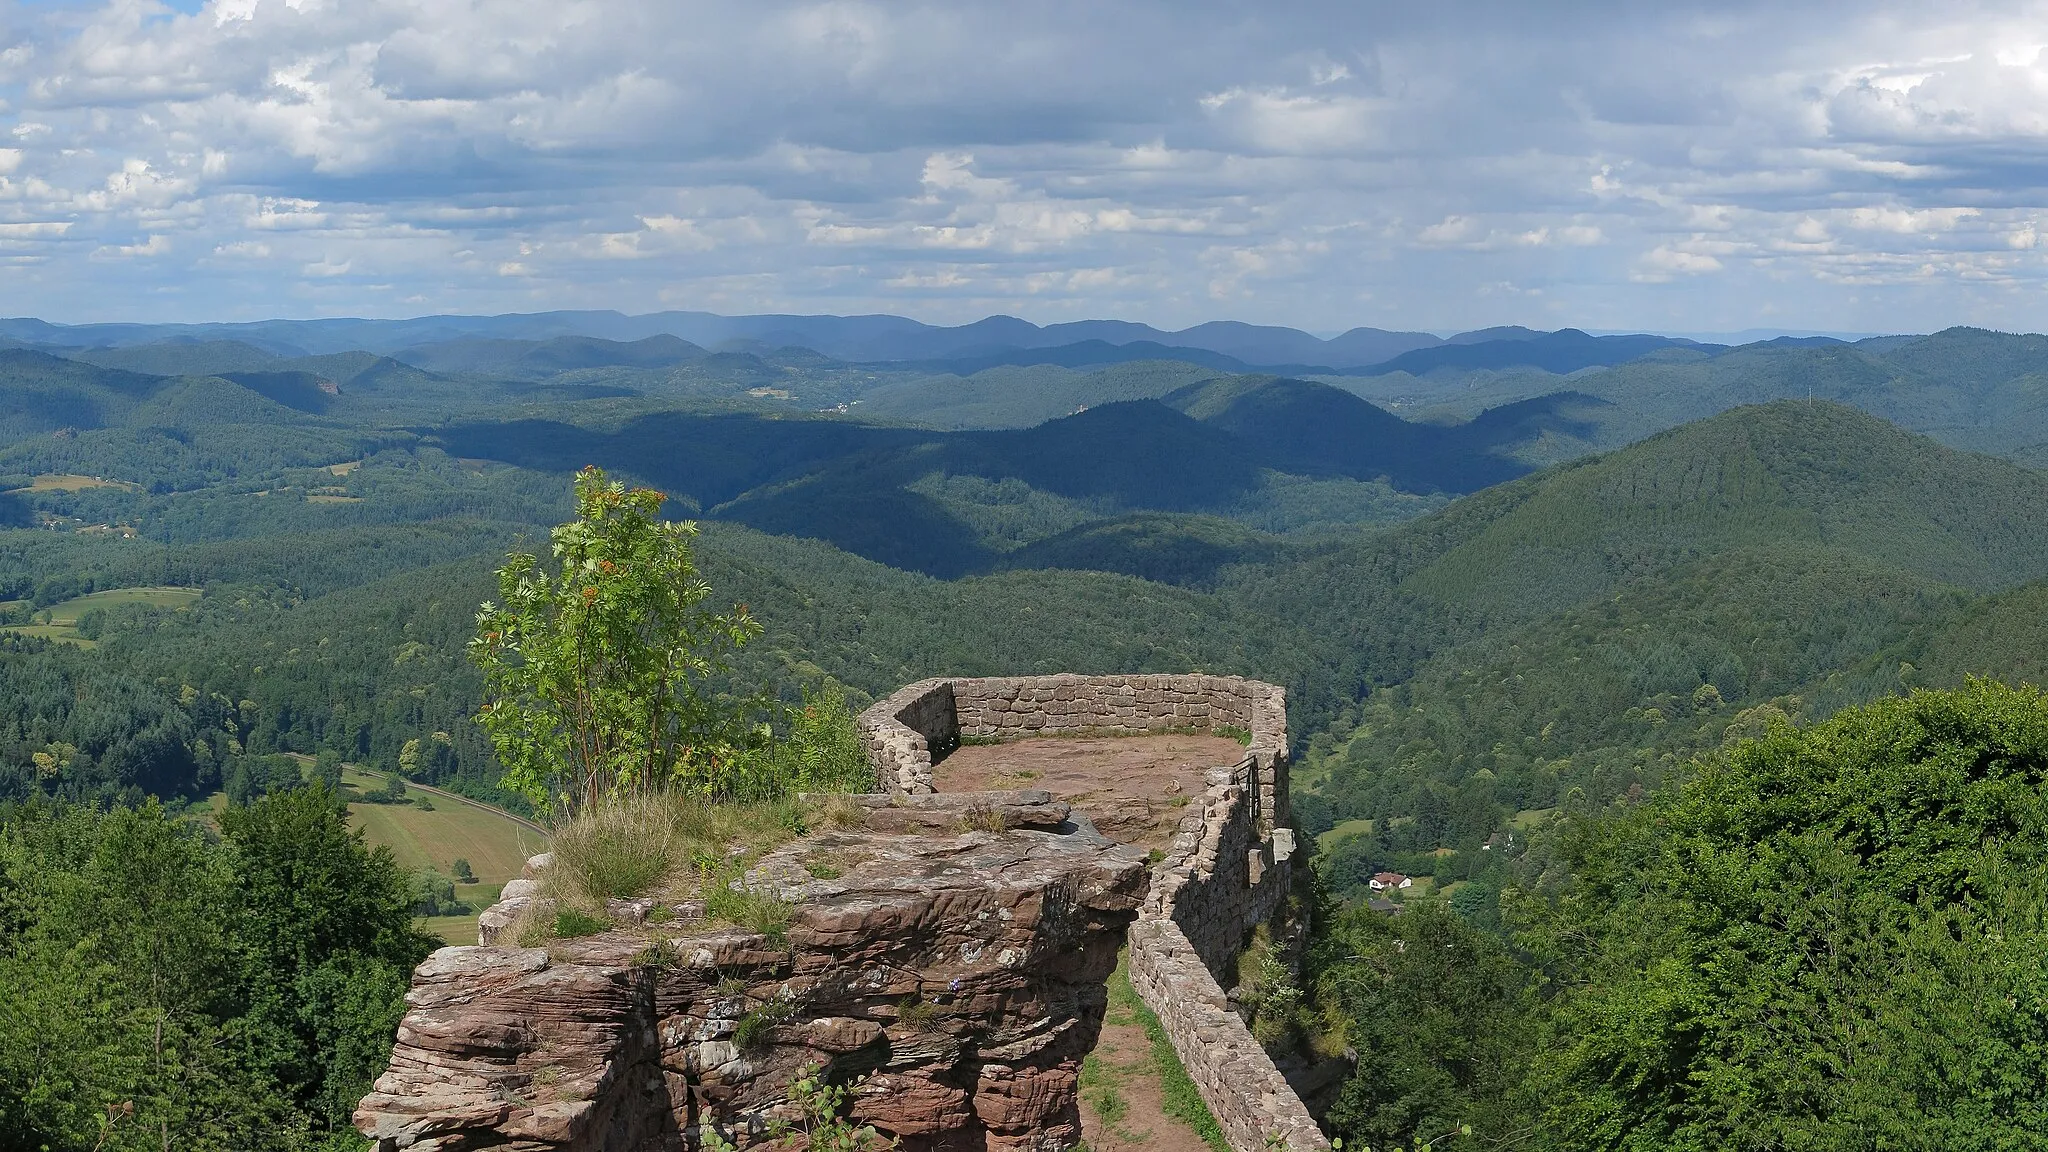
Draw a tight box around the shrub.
[725,683,874,802]
[470,466,763,814]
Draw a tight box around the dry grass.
[956,801,1008,834]
[530,792,833,945]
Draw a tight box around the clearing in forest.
[4,586,201,646]
[336,767,545,944]
[8,473,142,493]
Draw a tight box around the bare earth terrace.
[932,732,1250,852]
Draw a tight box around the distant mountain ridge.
[0,310,1734,370]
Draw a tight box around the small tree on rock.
[469,466,762,814]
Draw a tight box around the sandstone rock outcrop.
[361,674,1325,1152]
[355,796,1147,1151]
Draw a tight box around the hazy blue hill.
[1444,325,1547,345]
[70,339,286,377]
[1168,320,1438,367]
[855,361,1220,429]
[992,513,1273,586]
[394,333,709,378]
[891,339,1257,375]
[276,351,448,391]
[1361,329,1703,376]
[1306,325,1445,366]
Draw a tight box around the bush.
[470,466,762,813]
[411,869,472,917]
[553,907,608,938]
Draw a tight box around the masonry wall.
[857,674,1326,1152]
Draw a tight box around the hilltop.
[1279,400,2048,894]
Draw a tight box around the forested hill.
[432,379,1581,577]
[1275,400,2048,897]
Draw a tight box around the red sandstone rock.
[355,823,1146,1152]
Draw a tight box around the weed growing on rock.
[705,880,792,943]
[553,907,609,938]
[896,994,938,1031]
[732,998,797,1050]
[957,802,1008,834]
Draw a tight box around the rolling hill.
[1275,400,2048,884]
[436,378,1587,578]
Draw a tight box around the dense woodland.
[11,318,2048,1147]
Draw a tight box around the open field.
[5,623,97,648]
[326,460,362,475]
[47,586,201,620]
[1317,816,1374,851]
[2,585,201,645]
[8,473,142,493]
[339,766,544,884]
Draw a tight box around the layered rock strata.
[355,792,1148,1151]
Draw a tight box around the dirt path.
[1079,968,1225,1151]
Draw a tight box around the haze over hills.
[1270,401,2048,873]
[14,308,2048,1150]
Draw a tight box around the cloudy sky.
[0,0,2046,332]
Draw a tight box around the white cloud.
[0,0,2039,332]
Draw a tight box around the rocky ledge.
[355,792,1148,1151]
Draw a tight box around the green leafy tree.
[218,783,432,1137]
[469,466,762,813]
[1522,679,2048,1150]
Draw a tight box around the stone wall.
[859,673,1290,824]
[859,674,1325,1152]
[1128,762,1322,1152]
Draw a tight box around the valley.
[13,311,2048,1150]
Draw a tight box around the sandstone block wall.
[859,673,1290,827]
[1131,761,1323,1152]
[859,674,1326,1152]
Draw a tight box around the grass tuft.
[957,801,1008,834]
[553,907,609,938]
[1108,955,1230,1152]
[733,998,797,1049]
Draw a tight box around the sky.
[1,0,2047,333]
